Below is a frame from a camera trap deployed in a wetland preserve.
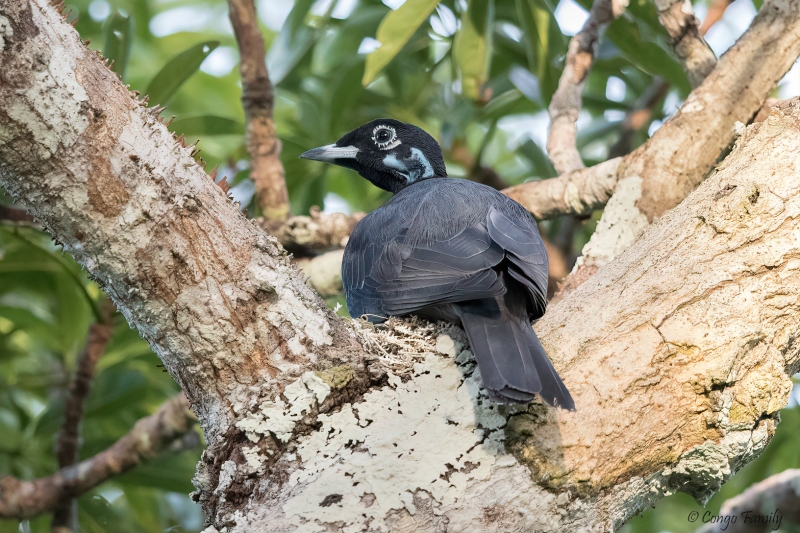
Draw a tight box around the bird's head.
[300,119,447,193]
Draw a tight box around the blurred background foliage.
[1,0,799,531]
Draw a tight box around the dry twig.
[228,0,290,221]
[547,0,628,174]
[0,394,196,520]
[51,301,115,531]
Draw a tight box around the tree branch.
[0,394,195,520]
[0,204,35,224]
[511,0,800,238]
[699,0,735,35]
[228,0,290,221]
[566,0,800,281]
[503,157,621,219]
[51,300,114,531]
[698,469,800,533]
[260,208,365,255]
[547,0,627,174]
[607,78,670,158]
[654,0,716,87]
[3,2,800,531]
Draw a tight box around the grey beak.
[300,144,359,162]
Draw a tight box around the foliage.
[1,0,796,532]
[0,225,201,533]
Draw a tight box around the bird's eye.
[372,125,398,149]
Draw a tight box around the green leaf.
[515,0,564,101]
[145,41,219,106]
[170,115,244,136]
[577,118,622,149]
[518,139,557,178]
[103,10,132,80]
[453,0,495,100]
[606,18,690,94]
[267,0,316,84]
[363,0,441,86]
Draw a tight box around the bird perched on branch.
[301,119,573,409]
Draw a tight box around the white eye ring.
[372,125,400,150]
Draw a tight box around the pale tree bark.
[699,469,800,532]
[2,2,800,533]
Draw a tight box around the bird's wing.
[486,206,549,316]
[373,225,507,316]
[343,184,549,320]
[343,221,506,319]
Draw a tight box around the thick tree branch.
[51,300,114,531]
[3,2,800,531]
[228,0,290,221]
[511,0,800,235]
[698,469,800,533]
[547,0,627,174]
[655,0,717,87]
[0,394,195,520]
[0,1,369,523]
[569,0,800,278]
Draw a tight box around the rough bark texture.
[3,2,800,532]
[0,0,370,525]
[0,393,195,519]
[655,0,716,87]
[547,0,627,175]
[503,158,622,219]
[510,0,800,235]
[575,0,800,273]
[227,0,290,221]
[52,300,114,531]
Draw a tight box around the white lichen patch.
[0,15,11,53]
[241,446,267,476]
[281,329,529,533]
[4,8,89,158]
[578,175,650,268]
[236,372,331,443]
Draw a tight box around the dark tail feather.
[457,296,574,410]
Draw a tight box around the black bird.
[301,119,574,409]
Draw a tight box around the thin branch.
[262,208,365,255]
[51,300,115,532]
[0,204,35,224]
[699,0,735,35]
[228,0,290,221]
[0,394,196,520]
[502,158,621,219]
[509,0,800,234]
[547,0,627,174]
[698,469,800,533]
[654,0,717,87]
